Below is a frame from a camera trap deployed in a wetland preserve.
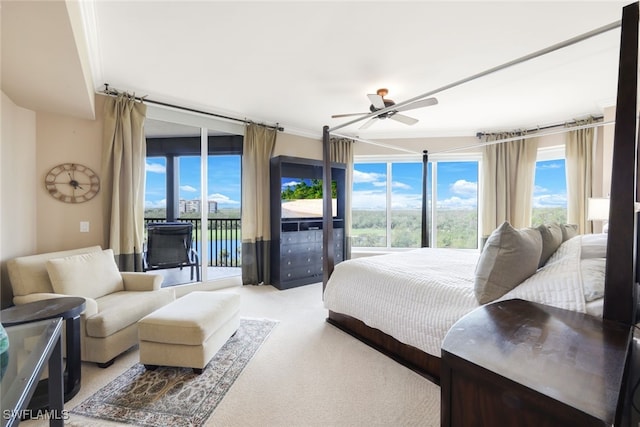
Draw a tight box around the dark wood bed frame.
[326,310,442,383]
[321,1,639,387]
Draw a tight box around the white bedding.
[323,235,598,358]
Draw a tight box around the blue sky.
[351,159,566,210]
[533,159,567,208]
[145,157,566,211]
[145,155,241,209]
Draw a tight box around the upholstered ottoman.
[138,291,240,374]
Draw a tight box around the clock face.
[45,163,100,203]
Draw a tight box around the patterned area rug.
[72,318,278,427]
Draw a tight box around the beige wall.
[35,95,105,253]
[0,92,105,307]
[1,92,37,308]
[273,132,322,159]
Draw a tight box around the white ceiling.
[1,1,632,139]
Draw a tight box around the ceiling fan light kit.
[332,88,438,129]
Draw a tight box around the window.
[532,146,567,226]
[352,156,479,249]
[207,155,242,219]
[390,162,423,248]
[143,112,245,284]
[351,163,387,247]
[145,156,167,218]
[434,161,478,248]
[352,145,564,250]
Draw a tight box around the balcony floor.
[151,266,241,287]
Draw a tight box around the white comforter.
[323,235,589,358]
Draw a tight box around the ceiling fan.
[331,88,438,129]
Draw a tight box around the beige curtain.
[330,137,354,259]
[481,133,538,244]
[241,123,277,285]
[101,94,147,271]
[566,119,594,234]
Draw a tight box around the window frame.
[353,145,566,252]
[532,144,567,225]
[353,152,481,251]
[144,105,244,283]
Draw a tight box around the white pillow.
[581,258,606,302]
[47,249,124,299]
[580,233,608,259]
[474,222,542,304]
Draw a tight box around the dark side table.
[0,297,85,408]
[441,299,631,427]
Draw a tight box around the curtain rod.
[331,132,421,154]
[332,116,615,157]
[328,19,621,133]
[475,115,604,140]
[101,84,284,132]
[437,118,615,155]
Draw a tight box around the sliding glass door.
[143,109,245,286]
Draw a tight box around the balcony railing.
[144,218,241,267]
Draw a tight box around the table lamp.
[587,197,610,233]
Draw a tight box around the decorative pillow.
[537,223,563,268]
[474,222,542,305]
[581,258,606,302]
[580,233,608,259]
[47,249,124,299]
[560,223,579,242]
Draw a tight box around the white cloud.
[392,181,411,190]
[438,196,477,210]
[353,190,423,210]
[352,190,386,210]
[146,162,166,174]
[353,169,385,184]
[537,162,563,170]
[145,198,166,208]
[533,193,567,208]
[450,179,477,196]
[282,180,301,187]
[181,185,197,192]
[208,193,240,205]
[534,184,549,194]
[391,193,422,209]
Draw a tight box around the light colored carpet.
[71,318,278,426]
[24,282,441,427]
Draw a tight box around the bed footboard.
[326,310,441,384]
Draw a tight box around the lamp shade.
[587,198,610,221]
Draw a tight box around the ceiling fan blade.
[331,112,369,118]
[367,94,385,110]
[394,97,438,112]
[389,113,419,126]
[359,117,377,129]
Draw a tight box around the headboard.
[603,1,639,326]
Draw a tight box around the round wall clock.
[45,163,100,203]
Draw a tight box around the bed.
[324,225,608,382]
[320,0,638,392]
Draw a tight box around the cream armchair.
[8,246,175,367]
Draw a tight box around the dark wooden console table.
[441,299,632,427]
[1,297,85,408]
